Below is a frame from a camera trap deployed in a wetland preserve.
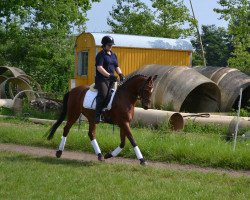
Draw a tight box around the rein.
[121,81,146,101]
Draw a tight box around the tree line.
[0,0,249,93]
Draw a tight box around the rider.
[95,35,125,123]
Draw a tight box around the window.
[78,51,88,76]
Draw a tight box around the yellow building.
[70,32,193,88]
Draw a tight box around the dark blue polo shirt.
[95,50,118,82]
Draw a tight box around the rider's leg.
[95,80,108,123]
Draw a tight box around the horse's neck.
[119,76,146,101]
[126,77,145,95]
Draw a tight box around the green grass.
[0,104,60,120]
[0,117,249,170]
[0,107,14,116]
[0,151,249,200]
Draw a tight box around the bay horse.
[46,74,157,165]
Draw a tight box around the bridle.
[137,81,152,105]
[118,75,153,105]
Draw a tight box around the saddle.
[83,82,117,110]
[89,82,117,92]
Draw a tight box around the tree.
[151,0,196,38]
[0,0,100,93]
[108,0,196,38]
[107,0,155,36]
[0,0,98,33]
[214,0,250,71]
[192,25,233,66]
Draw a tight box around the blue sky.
[86,0,228,32]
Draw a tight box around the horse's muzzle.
[141,99,151,110]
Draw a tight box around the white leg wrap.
[111,146,123,157]
[59,136,67,151]
[134,146,143,160]
[91,139,101,155]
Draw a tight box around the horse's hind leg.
[88,121,104,161]
[56,114,80,158]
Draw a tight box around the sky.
[86,0,229,33]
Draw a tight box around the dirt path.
[0,143,249,177]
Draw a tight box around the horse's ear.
[152,75,158,81]
[146,76,152,82]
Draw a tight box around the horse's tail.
[46,92,69,140]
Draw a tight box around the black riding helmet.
[101,35,115,47]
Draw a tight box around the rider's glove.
[109,74,118,82]
[119,74,125,82]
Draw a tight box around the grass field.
[0,117,249,170]
[0,151,249,200]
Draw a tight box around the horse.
[46,74,157,165]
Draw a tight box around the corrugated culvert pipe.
[132,107,184,131]
[194,66,250,111]
[127,65,221,113]
[0,66,26,77]
[0,75,7,84]
[0,77,35,100]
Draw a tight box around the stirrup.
[95,114,103,123]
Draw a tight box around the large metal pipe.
[133,107,184,131]
[0,99,14,108]
[134,107,250,129]
[128,65,221,112]
[17,74,42,92]
[0,98,22,112]
[183,113,250,121]
[183,114,250,127]
[0,66,26,77]
[194,66,250,111]
[0,66,42,113]
[0,75,7,85]
[0,77,35,100]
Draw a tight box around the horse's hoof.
[140,159,148,166]
[98,153,104,161]
[104,152,113,159]
[56,150,62,158]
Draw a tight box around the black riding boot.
[95,96,104,123]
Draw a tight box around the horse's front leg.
[88,122,104,161]
[104,128,126,159]
[121,123,147,165]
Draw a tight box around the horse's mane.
[118,74,147,88]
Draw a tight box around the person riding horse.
[46,36,158,165]
[95,35,125,123]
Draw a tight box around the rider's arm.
[115,67,122,75]
[97,66,110,77]
[114,54,123,75]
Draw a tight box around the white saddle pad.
[83,89,116,110]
